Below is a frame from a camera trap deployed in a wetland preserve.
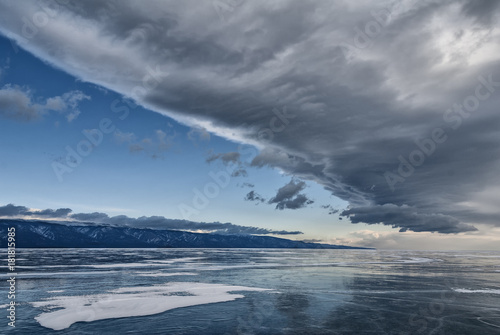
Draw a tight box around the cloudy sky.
[0,0,499,249]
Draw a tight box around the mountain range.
[0,219,369,249]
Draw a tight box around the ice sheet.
[32,282,272,330]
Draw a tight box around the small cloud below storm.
[187,126,210,143]
[244,190,266,203]
[268,179,314,210]
[206,151,248,177]
[321,205,340,215]
[114,129,175,158]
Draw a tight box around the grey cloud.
[341,204,477,234]
[113,129,174,157]
[0,203,301,235]
[0,203,72,218]
[187,126,210,142]
[231,167,248,177]
[274,194,314,210]
[0,204,29,216]
[268,179,314,210]
[76,213,302,235]
[0,85,38,121]
[71,212,110,222]
[206,151,241,165]
[461,0,500,25]
[269,179,305,204]
[2,1,500,233]
[321,205,340,215]
[35,208,72,218]
[207,151,248,177]
[0,85,89,122]
[244,190,266,203]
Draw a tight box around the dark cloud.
[206,151,241,165]
[0,204,29,216]
[1,1,500,233]
[0,203,302,235]
[207,151,248,177]
[71,212,110,222]
[74,213,303,235]
[35,208,73,218]
[244,190,266,203]
[341,204,477,234]
[461,0,500,25]
[231,167,248,177]
[269,179,306,204]
[0,204,72,218]
[321,205,340,215]
[274,194,314,210]
[268,179,314,210]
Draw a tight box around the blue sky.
[0,35,366,242]
[1,1,500,250]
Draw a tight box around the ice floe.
[32,282,271,330]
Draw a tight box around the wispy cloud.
[0,85,89,122]
[114,129,175,158]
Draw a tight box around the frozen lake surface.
[2,249,500,334]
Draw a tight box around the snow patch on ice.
[135,272,198,277]
[88,257,205,268]
[453,288,500,295]
[32,282,272,330]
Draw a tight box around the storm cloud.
[1,0,500,233]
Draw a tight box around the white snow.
[135,272,198,277]
[453,288,500,295]
[0,271,118,277]
[88,257,205,268]
[32,282,271,330]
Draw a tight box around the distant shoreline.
[0,219,372,250]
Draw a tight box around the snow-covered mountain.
[0,219,369,249]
